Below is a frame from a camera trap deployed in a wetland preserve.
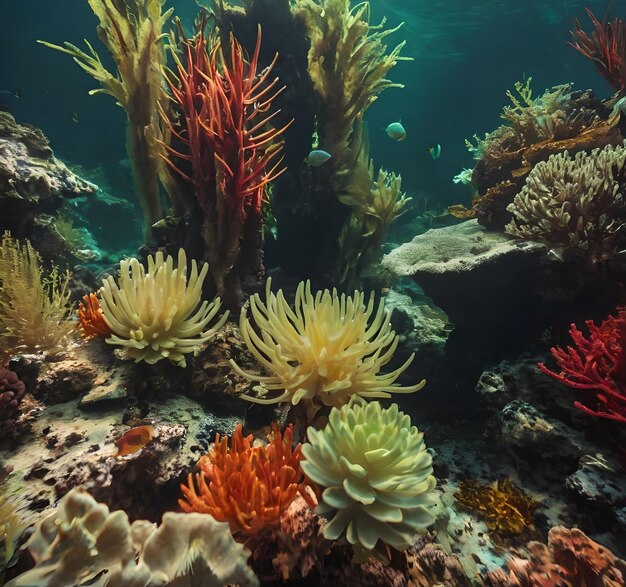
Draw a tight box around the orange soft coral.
[77,293,112,339]
[179,423,314,537]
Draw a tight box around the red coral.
[571,8,626,94]
[179,423,314,537]
[539,308,626,423]
[162,22,291,306]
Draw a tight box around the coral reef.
[454,477,538,540]
[450,83,623,229]
[0,366,26,436]
[485,526,626,586]
[6,487,259,587]
[539,307,626,423]
[99,248,228,367]
[505,143,626,262]
[0,232,74,354]
[180,423,313,537]
[301,399,437,555]
[230,279,424,410]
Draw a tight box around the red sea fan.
[539,307,626,423]
[570,8,626,94]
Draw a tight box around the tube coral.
[162,23,290,309]
[99,248,228,367]
[539,307,626,424]
[179,423,313,537]
[301,399,437,554]
[230,279,425,408]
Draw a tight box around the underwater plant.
[229,279,425,410]
[98,248,228,367]
[39,0,174,229]
[180,423,313,538]
[0,484,22,569]
[300,399,437,557]
[571,8,626,95]
[161,23,290,310]
[0,231,74,354]
[5,487,259,587]
[454,478,538,539]
[77,293,112,340]
[505,143,626,261]
[539,307,626,424]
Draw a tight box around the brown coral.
[486,526,626,586]
[77,293,112,340]
[179,423,314,537]
[454,478,538,539]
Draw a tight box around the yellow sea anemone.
[99,249,228,367]
[301,399,437,552]
[230,279,424,407]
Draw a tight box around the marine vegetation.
[539,307,626,424]
[162,23,290,309]
[336,132,412,288]
[0,231,74,354]
[505,143,626,262]
[39,0,174,228]
[230,279,425,411]
[180,423,314,537]
[571,8,626,96]
[98,248,228,367]
[454,478,538,540]
[77,293,112,340]
[301,399,437,558]
[4,487,259,587]
[0,485,22,569]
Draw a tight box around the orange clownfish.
[114,425,154,458]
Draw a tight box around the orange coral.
[77,293,112,339]
[179,423,315,537]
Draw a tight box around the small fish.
[305,149,331,167]
[385,121,407,141]
[114,425,154,457]
[71,111,80,123]
[428,144,442,160]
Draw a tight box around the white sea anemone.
[301,399,437,552]
[99,248,228,367]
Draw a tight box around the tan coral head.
[99,248,228,367]
[230,278,425,407]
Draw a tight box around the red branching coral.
[179,423,314,537]
[571,8,626,94]
[162,22,291,307]
[0,366,26,434]
[539,308,626,424]
[77,293,112,339]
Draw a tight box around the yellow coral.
[230,279,424,407]
[99,248,228,367]
[454,478,538,538]
[301,399,437,553]
[0,232,74,353]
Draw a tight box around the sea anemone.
[230,279,424,408]
[179,423,314,537]
[300,399,437,553]
[99,248,228,367]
